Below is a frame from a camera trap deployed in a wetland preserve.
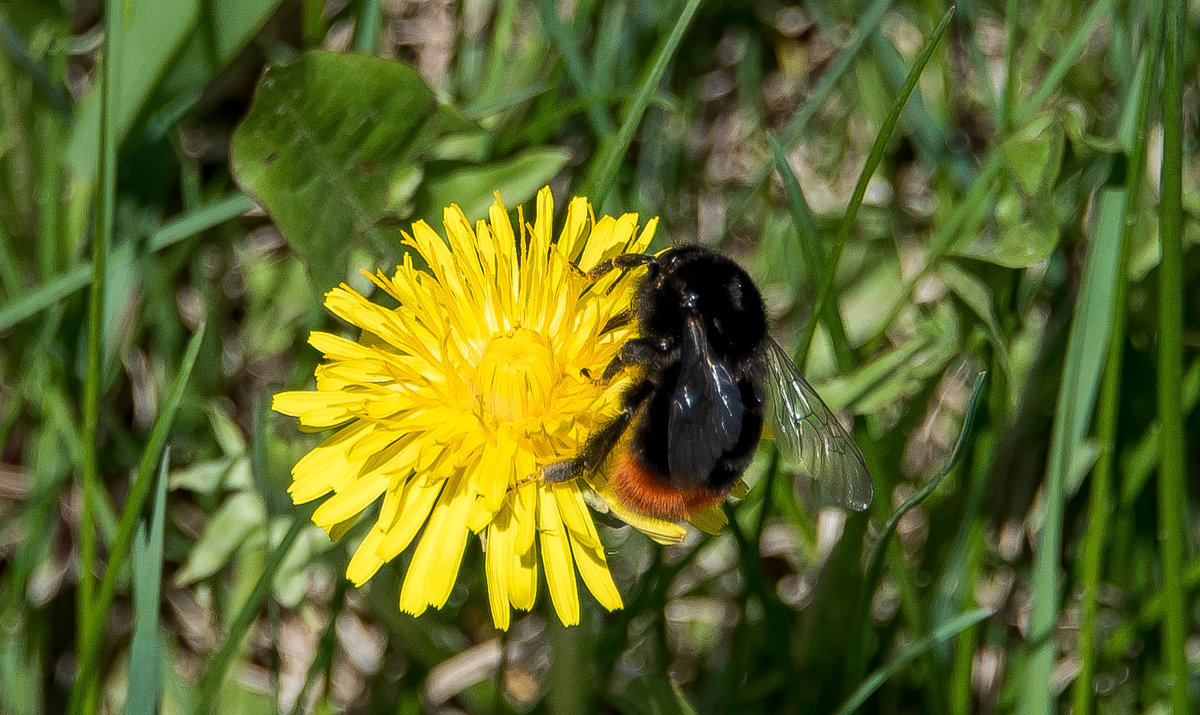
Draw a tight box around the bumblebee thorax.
[637,247,768,363]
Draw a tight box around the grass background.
[0,0,1197,712]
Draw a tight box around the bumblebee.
[544,246,873,520]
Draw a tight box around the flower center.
[476,328,557,423]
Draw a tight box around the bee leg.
[541,379,654,484]
[539,460,578,484]
[540,411,633,484]
[586,253,659,281]
[597,337,673,382]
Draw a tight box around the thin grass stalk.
[285,578,349,715]
[836,609,993,715]
[74,0,121,710]
[847,371,987,689]
[1072,10,1161,710]
[797,8,953,362]
[1000,0,1019,131]
[1155,0,1189,709]
[582,0,701,207]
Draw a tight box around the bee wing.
[761,339,873,511]
[668,312,743,488]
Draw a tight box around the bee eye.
[681,291,700,310]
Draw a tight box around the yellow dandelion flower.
[274,187,675,629]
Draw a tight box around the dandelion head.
[274,187,676,628]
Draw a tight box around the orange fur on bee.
[609,451,725,520]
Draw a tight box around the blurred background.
[0,0,1197,712]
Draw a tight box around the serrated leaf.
[207,403,246,457]
[174,493,266,586]
[168,458,235,496]
[954,201,1060,269]
[1002,113,1065,196]
[230,50,441,290]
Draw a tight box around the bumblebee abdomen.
[633,366,765,497]
[609,449,727,521]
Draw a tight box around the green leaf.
[230,50,441,290]
[1062,104,1125,155]
[270,519,324,608]
[939,261,1013,375]
[195,511,311,714]
[168,457,238,497]
[1001,112,1065,196]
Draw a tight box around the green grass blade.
[0,264,91,333]
[1000,0,1020,131]
[195,510,310,713]
[1019,147,1130,715]
[125,450,169,715]
[145,192,255,252]
[64,0,203,180]
[1012,0,1113,125]
[73,324,206,710]
[0,9,71,115]
[797,7,954,363]
[836,609,993,715]
[1155,0,1189,710]
[1072,13,1161,711]
[862,153,1003,351]
[581,0,702,207]
[866,0,1117,351]
[0,193,254,332]
[351,0,381,53]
